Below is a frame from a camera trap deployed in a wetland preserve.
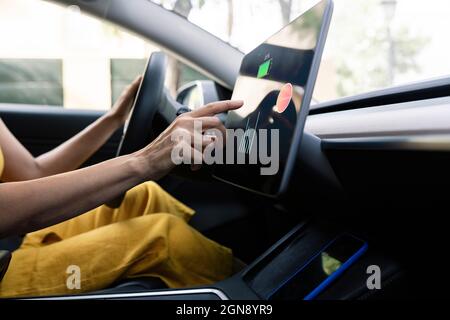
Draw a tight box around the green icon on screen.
[257,58,272,78]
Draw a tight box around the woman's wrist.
[128,147,156,182]
[102,110,125,130]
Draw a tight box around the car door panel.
[0,103,122,165]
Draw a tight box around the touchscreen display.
[269,234,368,300]
[213,0,332,196]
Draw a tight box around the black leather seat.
[0,250,11,282]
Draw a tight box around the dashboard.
[307,96,450,140]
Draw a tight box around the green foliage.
[159,0,207,17]
[332,1,429,98]
[394,27,428,74]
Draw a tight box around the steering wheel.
[116,52,167,157]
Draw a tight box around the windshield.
[151,0,450,103]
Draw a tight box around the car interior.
[1,0,449,300]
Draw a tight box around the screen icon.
[276,83,293,113]
[257,58,272,78]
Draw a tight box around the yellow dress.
[0,146,232,297]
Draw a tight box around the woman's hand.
[0,99,243,236]
[108,76,142,126]
[135,100,243,181]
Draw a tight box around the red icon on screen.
[276,83,293,113]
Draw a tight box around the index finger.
[191,100,244,117]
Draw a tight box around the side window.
[0,59,63,106]
[110,59,147,104]
[0,0,210,110]
[166,57,210,96]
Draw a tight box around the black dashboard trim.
[322,134,450,152]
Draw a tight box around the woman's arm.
[0,100,243,238]
[0,77,142,182]
[0,154,143,238]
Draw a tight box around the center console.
[36,220,401,301]
[217,222,401,300]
